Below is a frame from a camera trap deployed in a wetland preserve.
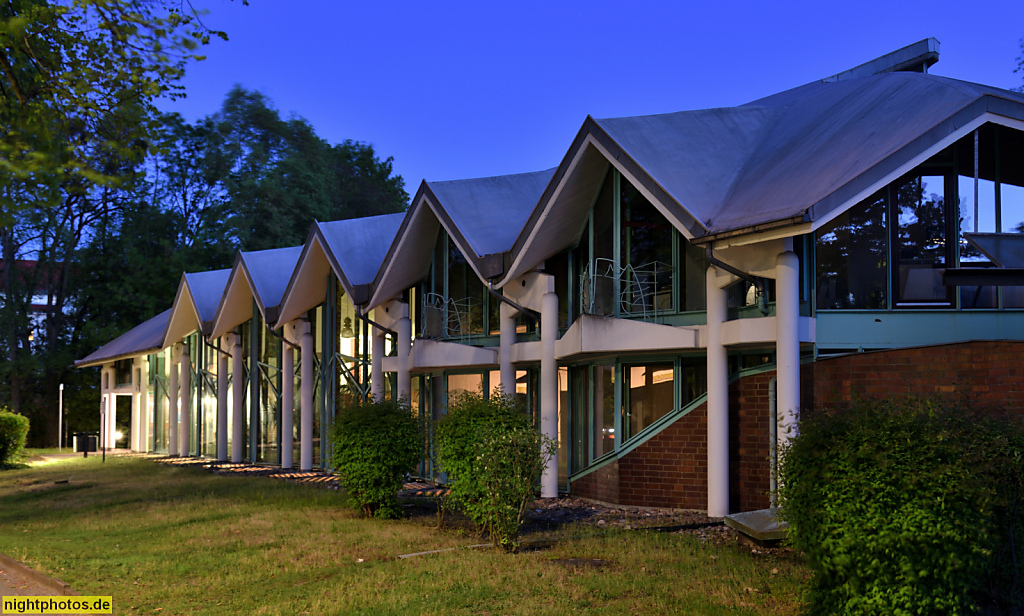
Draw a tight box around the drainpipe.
[769,376,778,510]
[487,281,540,322]
[705,246,769,315]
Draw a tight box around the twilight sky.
[160,0,1024,201]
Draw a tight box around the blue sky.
[160,0,1024,200]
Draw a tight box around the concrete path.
[0,553,75,596]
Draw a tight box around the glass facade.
[817,123,1024,312]
[572,167,706,320]
[568,356,708,476]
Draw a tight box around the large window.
[956,124,1024,308]
[894,173,952,305]
[816,193,888,309]
[417,231,496,340]
[569,357,707,474]
[623,362,673,439]
[816,123,1024,311]
[572,167,705,320]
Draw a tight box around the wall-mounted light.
[341,317,355,338]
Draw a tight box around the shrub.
[436,388,554,551]
[329,397,421,519]
[0,408,30,467]
[779,396,1024,614]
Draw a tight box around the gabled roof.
[210,246,303,339]
[162,268,231,348]
[499,71,1024,285]
[75,309,170,368]
[276,213,405,326]
[369,170,553,308]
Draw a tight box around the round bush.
[0,408,30,467]
[436,388,553,551]
[329,397,421,519]
[779,396,1024,614]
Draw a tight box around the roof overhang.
[499,118,706,287]
[708,105,1024,249]
[162,274,203,348]
[276,231,335,328]
[210,254,259,340]
[368,190,440,309]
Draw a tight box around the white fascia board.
[210,264,257,339]
[162,276,202,348]
[275,236,330,329]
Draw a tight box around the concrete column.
[281,324,296,469]
[397,308,412,402]
[137,355,150,452]
[179,344,191,457]
[499,302,516,395]
[231,334,244,463]
[706,266,729,517]
[370,323,385,400]
[775,250,801,448]
[540,291,559,498]
[299,321,314,471]
[130,363,140,452]
[168,349,179,456]
[217,337,229,461]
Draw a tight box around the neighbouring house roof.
[276,213,405,326]
[162,268,231,348]
[75,309,170,368]
[369,170,553,308]
[210,246,303,339]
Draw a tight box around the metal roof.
[275,213,405,326]
[500,71,1024,284]
[318,213,406,289]
[75,309,170,368]
[210,246,303,339]
[163,268,231,347]
[427,169,554,257]
[369,171,552,308]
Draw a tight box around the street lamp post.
[58,383,64,452]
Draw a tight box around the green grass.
[0,457,807,615]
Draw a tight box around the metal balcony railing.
[579,258,674,321]
[421,292,483,342]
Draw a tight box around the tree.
[0,0,221,221]
[0,0,221,445]
[204,87,408,251]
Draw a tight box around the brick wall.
[811,340,1024,416]
[571,378,776,512]
[569,340,1024,514]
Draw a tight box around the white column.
[231,334,244,463]
[499,302,516,395]
[137,356,150,452]
[540,291,559,498]
[281,324,296,469]
[217,337,229,461]
[299,321,314,471]
[397,307,412,402]
[370,323,385,400]
[130,363,140,451]
[179,344,191,457]
[775,249,801,449]
[706,266,730,517]
[168,349,179,456]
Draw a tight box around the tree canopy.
[0,3,409,446]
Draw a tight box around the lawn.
[0,457,807,615]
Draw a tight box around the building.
[77,39,1024,515]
